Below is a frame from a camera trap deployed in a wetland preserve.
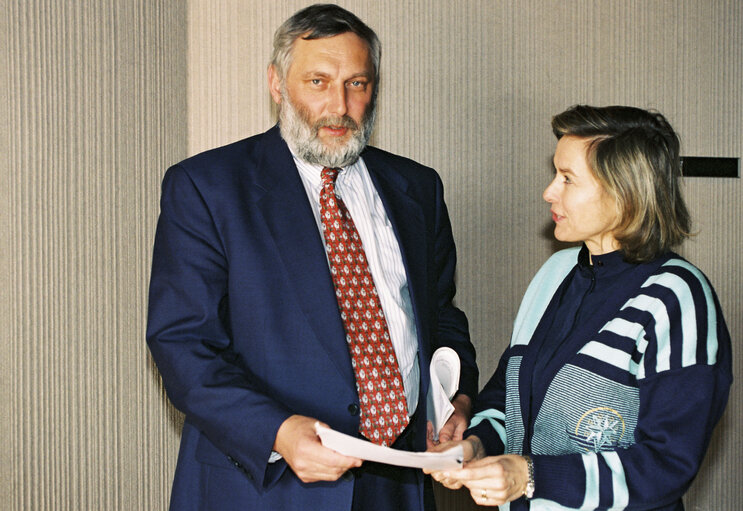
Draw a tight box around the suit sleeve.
[146,165,291,487]
[432,173,479,398]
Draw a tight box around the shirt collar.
[290,151,365,190]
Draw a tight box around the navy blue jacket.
[470,247,731,510]
[147,126,477,510]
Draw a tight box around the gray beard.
[278,89,375,169]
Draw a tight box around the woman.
[428,105,732,510]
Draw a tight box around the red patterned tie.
[319,167,409,446]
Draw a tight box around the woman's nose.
[543,178,558,203]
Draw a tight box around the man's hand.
[426,394,473,449]
[273,415,363,483]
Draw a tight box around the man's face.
[269,32,376,168]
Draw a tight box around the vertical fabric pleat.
[3,1,187,509]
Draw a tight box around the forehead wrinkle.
[288,34,373,81]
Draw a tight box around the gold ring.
[481,489,487,499]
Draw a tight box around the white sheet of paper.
[315,424,463,471]
[426,347,460,440]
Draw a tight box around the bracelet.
[524,455,535,499]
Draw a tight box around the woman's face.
[543,136,620,255]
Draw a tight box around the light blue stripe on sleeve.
[578,341,637,373]
[581,452,600,509]
[642,272,697,367]
[599,317,645,340]
[469,408,507,448]
[625,294,670,374]
[601,451,629,510]
[662,259,718,364]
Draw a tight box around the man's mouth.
[320,126,349,137]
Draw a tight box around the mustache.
[277,85,375,168]
[313,115,359,132]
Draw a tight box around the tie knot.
[322,167,340,185]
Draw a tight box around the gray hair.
[270,4,381,90]
[552,105,691,263]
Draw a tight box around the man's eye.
[311,79,322,85]
[349,80,364,88]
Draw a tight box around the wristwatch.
[524,455,535,499]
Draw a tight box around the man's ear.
[267,64,282,105]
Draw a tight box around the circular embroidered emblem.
[569,407,626,453]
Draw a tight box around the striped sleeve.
[625,259,721,378]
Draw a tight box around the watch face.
[525,481,535,499]
[524,455,535,499]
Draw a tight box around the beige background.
[2,0,740,509]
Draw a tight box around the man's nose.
[327,84,348,117]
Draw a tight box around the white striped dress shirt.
[292,154,421,416]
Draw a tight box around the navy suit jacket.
[147,126,477,510]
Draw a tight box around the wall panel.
[2,1,187,509]
[186,1,742,510]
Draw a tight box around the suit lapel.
[363,151,432,388]
[245,132,432,397]
[249,127,355,388]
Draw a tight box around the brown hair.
[270,4,381,90]
[552,105,691,263]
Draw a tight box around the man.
[147,4,477,510]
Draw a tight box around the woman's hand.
[429,453,530,507]
[424,435,485,489]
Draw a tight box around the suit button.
[348,403,360,415]
[342,470,355,481]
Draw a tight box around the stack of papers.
[316,424,463,471]
[316,347,463,470]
